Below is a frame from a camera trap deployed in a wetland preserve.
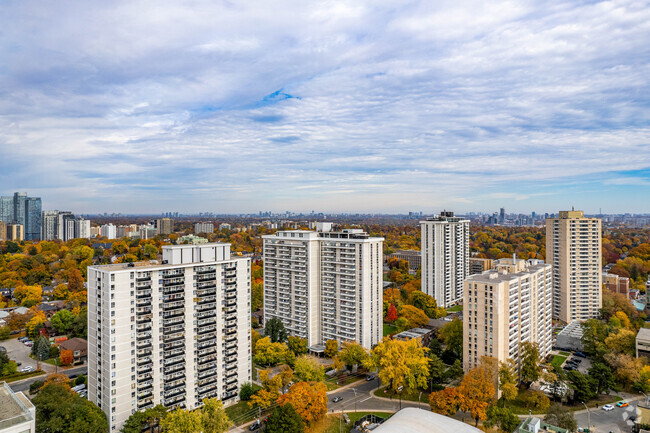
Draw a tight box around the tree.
[26,311,46,338]
[201,398,232,433]
[581,319,609,356]
[364,337,429,392]
[521,390,550,411]
[428,354,446,385]
[277,382,328,426]
[545,403,577,432]
[408,291,442,318]
[446,359,464,381]
[52,283,69,300]
[294,356,325,382]
[265,317,288,343]
[265,403,304,433]
[588,362,615,394]
[428,336,443,357]
[72,306,87,338]
[142,243,158,260]
[385,303,398,322]
[457,365,496,425]
[240,382,263,401]
[278,365,294,390]
[394,317,409,332]
[44,373,71,389]
[68,268,84,292]
[33,383,108,433]
[605,353,643,387]
[287,336,308,356]
[0,326,10,340]
[13,285,43,307]
[566,370,597,403]
[160,408,201,433]
[429,386,459,416]
[338,341,368,371]
[324,339,338,358]
[254,337,288,366]
[60,349,74,366]
[399,305,429,328]
[604,328,636,356]
[519,342,540,386]
[439,318,463,360]
[51,309,76,334]
[248,389,277,410]
[35,335,50,362]
[485,406,520,433]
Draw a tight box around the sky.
[0,0,649,215]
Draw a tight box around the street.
[575,401,639,433]
[326,377,428,413]
[9,365,88,393]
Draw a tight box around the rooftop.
[558,321,584,338]
[516,416,567,433]
[373,408,482,433]
[0,382,34,430]
[637,327,650,342]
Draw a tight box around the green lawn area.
[447,305,463,312]
[383,323,397,337]
[326,374,366,391]
[373,386,430,403]
[314,412,394,433]
[225,400,261,426]
[550,354,567,368]
[559,351,571,356]
[507,390,624,415]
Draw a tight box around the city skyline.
[1,1,649,213]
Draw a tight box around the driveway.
[2,337,56,373]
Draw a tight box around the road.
[2,337,56,372]
[326,377,428,414]
[9,365,88,393]
[575,400,639,433]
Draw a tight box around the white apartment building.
[546,210,602,322]
[420,212,470,308]
[41,210,59,241]
[0,381,35,433]
[195,222,214,234]
[87,243,251,432]
[463,258,553,372]
[101,223,117,239]
[263,223,383,350]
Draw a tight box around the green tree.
[439,318,463,360]
[409,291,440,318]
[581,319,609,357]
[160,408,201,433]
[201,398,232,433]
[566,370,597,403]
[265,403,304,433]
[545,403,577,432]
[287,336,308,356]
[428,337,443,357]
[519,342,540,386]
[35,335,50,362]
[428,354,446,385]
[0,326,10,340]
[588,362,615,395]
[294,356,325,382]
[143,243,158,259]
[446,359,464,381]
[51,309,76,334]
[338,341,368,371]
[33,383,108,433]
[72,307,88,338]
[239,382,263,401]
[499,359,518,405]
[265,317,288,343]
[485,406,520,432]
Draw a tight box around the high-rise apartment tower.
[546,210,602,322]
[263,223,383,350]
[87,243,251,431]
[420,212,470,308]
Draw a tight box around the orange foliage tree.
[277,381,327,426]
[44,373,71,389]
[429,386,459,416]
[399,305,429,328]
[385,303,398,322]
[60,349,74,366]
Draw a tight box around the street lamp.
[353,388,358,413]
[398,386,404,411]
[581,402,591,431]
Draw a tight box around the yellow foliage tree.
[13,285,42,307]
[52,284,69,300]
[604,329,637,356]
[26,311,46,336]
[277,381,328,426]
[364,337,429,392]
[44,373,71,389]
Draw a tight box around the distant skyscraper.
[263,223,383,349]
[499,207,505,223]
[0,193,42,240]
[156,218,173,235]
[101,223,117,239]
[420,212,470,308]
[41,210,59,240]
[546,210,602,321]
[463,258,553,372]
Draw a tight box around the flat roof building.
[555,321,584,352]
[0,381,35,433]
[637,328,650,358]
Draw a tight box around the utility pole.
[398,386,403,411]
[581,402,591,431]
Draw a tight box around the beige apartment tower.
[463,258,553,372]
[87,243,251,432]
[546,210,602,322]
[156,218,173,235]
[263,223,383,350]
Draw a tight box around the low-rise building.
[637,328,650,358]
[515,416,567,433]
[386,250,421,271]
[603,272,630,297]
[59,338,88,365]
[555,321,584,352]
[392,328,433,347]
[0,381,35,433]
[469,258,493,275]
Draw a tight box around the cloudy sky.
[0,0,649,214]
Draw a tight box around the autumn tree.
[277,382,328,426]
[324,339,339,358]
[383,288,402,306]
[294,356,325,382]
[385,303,398,322]
[457,365,497,426]
[60,349,74,366]
[605,353,642,388]
[364,337,429,392]
[604,328,636,356]
[287,336,308,356]
[399,305,429,329]
[338,341,368,372]
[408,291,445,318]
[429,386,459,416]
[254,337,288,366]
[52,283,69,300]
[498,359,518,405]
[160,408,201,433]
[13,285,43,307]
[26,310,47,338]
[545,404,577,432]
[44,373,72,389]
[67,268,84,292]
[201,398,232,433]
[519,342,540,386]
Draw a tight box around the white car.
[19,366,35,373]
[602,404,614,411]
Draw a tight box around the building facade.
[420,212,470,308]
[603,272,629,297]
[87,243,251,431]
[386,250,421,271]
[546,210,602,322]
[0,381,36,433]
[0,193,42,240]
[156,218,173,236]
[195,222,214,234]
[101,224,117,239]
[463,258,553,372]
[469,258,494,275]
[263,224,383,349]
[6,224,24,241]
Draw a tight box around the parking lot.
[1,337,55,373]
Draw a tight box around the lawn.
[559,351,571,356]
[325,374,366,391]
[1,370,46,383]
[373,386,430,404]
[383,323,397,337]
[550,355,567,368]
[225,400,262,426]
[313,412,393,433]
[506,389,624,415]
[447,305,463,312]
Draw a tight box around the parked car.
[366,374,376,381]
[602,404,614,411]
[248,420,261,431]
[617,401,629,407]
[19,366,34,373]
[332,396,343,403]
[574,352,587,358]
[18,337,29,342]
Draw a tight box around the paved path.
[1,337,56,372]
[9,365,87,394]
